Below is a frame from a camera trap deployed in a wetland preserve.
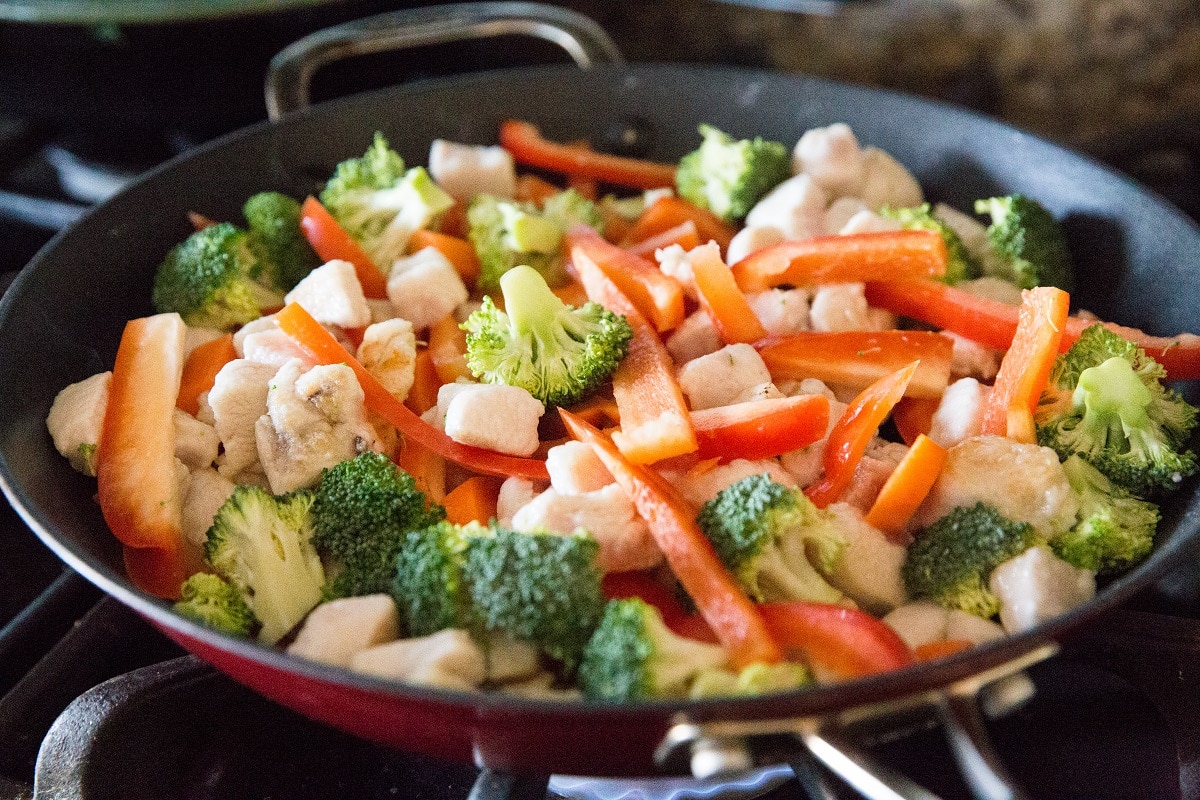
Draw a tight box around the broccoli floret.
[1052,455,1160,574]
[311,452,446,599]
[320,132,454,271]
[392,520,482,637]
[974,194,1073,291]
[1036,325,1198,496]
[463,526,604,673]
[542,187,605,234]
[695,474,848,605]
[173,572,259,637]
[902,502,1042,618]
[579,598,728,700]
[675,124,791,222]
[689,661,811,699]
[880,203,979,284]
[152,222,284,330]
[462,264,632,407]
[243,191,321,291]
[205,486,326,643]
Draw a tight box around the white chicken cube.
[174,409,220,471]
[183,326,225,359]
[482,633,543,684]
[947,332,1002,382]
[945,610,1006,645]
[858,147,924,211]
[428,139,516,201]
[496,477,539,528]
[255,359,381,494]
[511,484,663,573]
[366,298,401,324]
[745,174,829,241]
[730,382,785,405]
[443,384,544,457]
[809,283,875,333]
[677,343,773,411]
[232,316,277,357]
[933,202,990,261]
[822,502,909,613]
[838,209,904,236]
[208,359,278,481]
[545,440,614,495]
[725,225,786,266]
[654,243,697,300]
[181,468,236,547]
[824,197,870,234]
[288,594,401,668]
[989,546,1096,634]
[665,310,724,365]
[882,601,950,649]
[747,288,810,337]
[284,259,372,329]
[350,628,487,690]
[428,380,479,429]
[663,458,795,508]
[928,377,990,449]
[240,328,316,369]
[46,371,110,476]
[792,123,866,197]
[387,247,469,331]
[356,318,417,403]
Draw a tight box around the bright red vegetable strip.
[690,394,830,462]
[567,227,686,333]
[863,433,948,540]
[622,196,737,252]
[758,602,914,679]
[562,410,781,668]
[176,333,236,417]
[276,302,548,481]
[730,230,948,292]
[601,571,690,631]
[805,362,918,509]
[690,242,768,344]
[499,120,677,189]
[626,220,701,257]
[299,196,388,299]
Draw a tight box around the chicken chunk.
[287,594,401,668]
[482,633,543,684]
[809,283,879,333]
[989,546,1096,634]
[947,332,1002,382]
[822,502,909,613]
[255,359,381,494]
[284,259,372,329]
[655,244,696,299]
[838,209,904,236]
[428,140,516,201]
[664,458,795,508]
[181,468,236,547]
[183,326,225,358]
[174,408,220,471]
[356,318,417,403]
[928,378,990,449]
[387,247,469,331]
[745,173,829,241]
[665,310,724,365]
[792,123,866,198]
[208,359,277,481]
[350,628,487,690]
[232,316,277,357]
[677,343,773,411]
[747,288,810,337]
[883,601,1004,649]
[443,384,544,457]
[47,371,110,476]
[240,328,317,369]
[858,147,924,210]
[725,225,786,266]
[545,440,614,495]
[496,477,539,528]
[824,197,870,234]
[933,202,990,262]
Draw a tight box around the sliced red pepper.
[562,410,781,668]
[626,220,701,258]
[622,196,737,252]
[863,433,948,541]
[689,242,768,344]
[601,571,689,631]
[756,331,952,400]
[566,227,685,333]
[276,302,548,481]
[299,196,388,299]
[805,362,918,509]
[731,230,948,292]
[176,333,236,417]
[427,313,473,385]
[758,601,914,679]
[499,120,677,189]
[891,396,939,446]
[690,394,830,462]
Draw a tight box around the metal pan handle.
[265,1,624,120]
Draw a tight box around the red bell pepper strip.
[758,602,914,679]
[407,229,481,286]
[176,333,236,417]
[913,639,973,662]
[567,227,686,333]
[891,396,939,446]
[601,570,690,631]
[572,247,698,464]
[731,229,948,292]
[299,196,388,299]
[756,330,953,400]
[562,410,781,668]
[690,394,830,462]
[442,475,503,525]
[626,220,701,257]
[863,433,948,541]
[514,174,564,204]
[981,286,1070,443]
[805,362,918,509]
[427,313,473,385]
[622,196,737,252]
[689,242,768,344]
[276,302,548,481]
[499,120,677,189]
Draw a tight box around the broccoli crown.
[974,194,1074,291]
[392,520,482,637]
[902,502,1041,618]
[463,526,604,673]
[578,598,728,700]
[311,452,446,598]
[880,203,979,284]
[151,222,284,330]
[675,124,791,222]
[1037,325,1198,496]
[320,133,453,270]
[542,187,605,235]
[462,264,632,407]
[173,572,259,637]
[1053,455,1160,574]
[243,191,321,291]
[695,474,847,604]
[205,486,326,643]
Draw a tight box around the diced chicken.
[882,601,1005,649]
[655,244,696,299]
[745,173,829,241]
[429,380,479,429]
[665,310,724,365]
[677,343,773,411]
[232,316,277,357]
[730,381,785,405]
[792,123,866,197]
[725,225,786,266]
[945,610,1006,645]
[824,197,870,234]
[428,140,516,201]
[496,477,538,528]
[512,484,663,573]
[181,467,236,547]
[822,502,909,613]
[443,384,544,456]
[809,283,884,333]
[174,409,220,471]
[255,359,381,494]
[747,288,810,337]
[482,633,543,684]
[46,371,110,476]
[956,277,1025,306]
[183,326,225,358]
[356,318,417,403]
[284,259,372,329]
[838,209,904,236]
[545,440,614,495]
[643,187,675,207]
[933,202,990,261]
[858,147,924,210]
[914,435,1079,539]
[208,359,277,481]
[664,458,795,508]
[287,594,401,668]
[350,628,487,690]
[946,332,1002,382]
[240,328,318,369]
[779,386,848,488]
[387,247,469,331]
[839,454,900,513]
[928,378,990,449]
[989,546,1096,634]
[366,298,401,324]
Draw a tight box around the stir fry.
[46,120,1200,701]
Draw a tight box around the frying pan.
[3,2,1200,793]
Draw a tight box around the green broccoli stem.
[500,264,572,341]
[1075,357,1155,431]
